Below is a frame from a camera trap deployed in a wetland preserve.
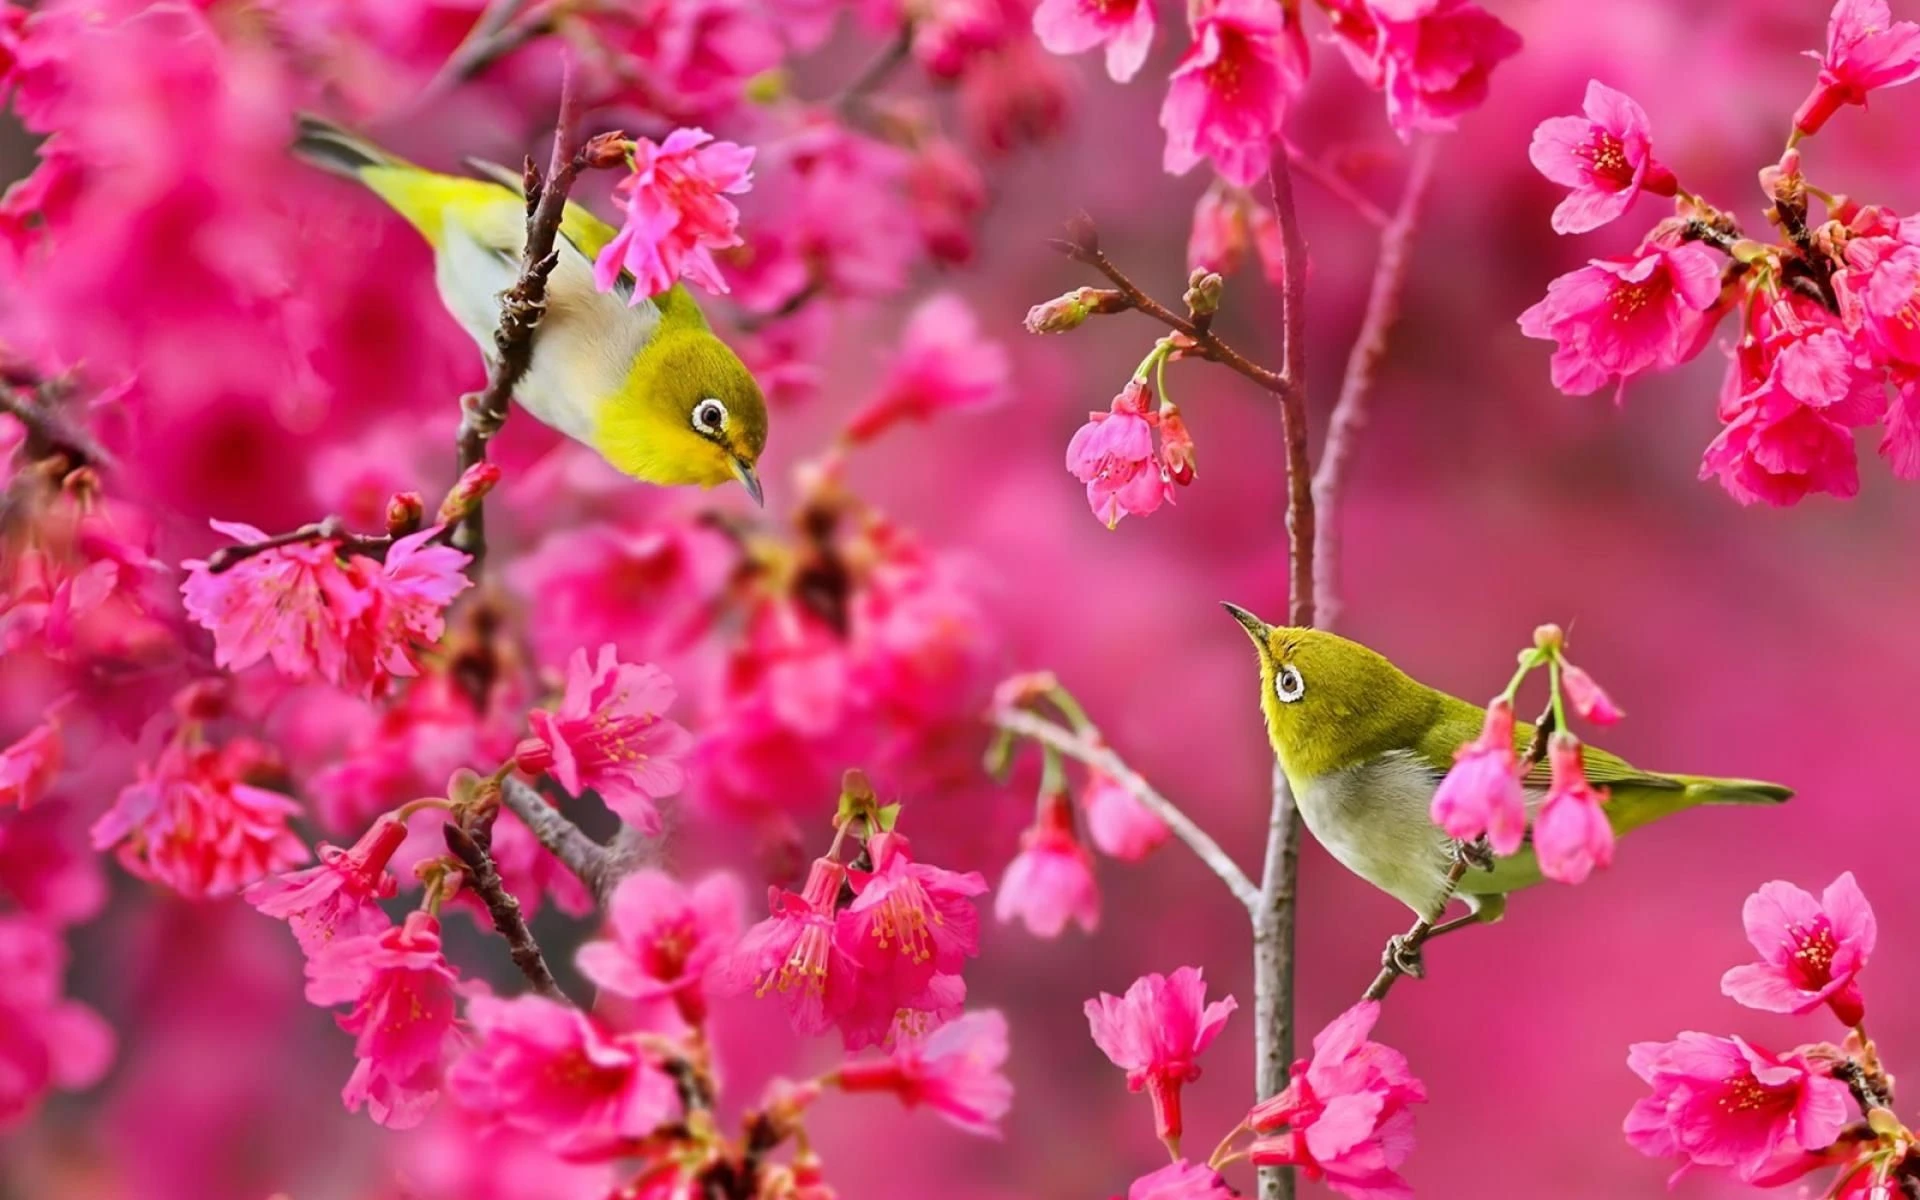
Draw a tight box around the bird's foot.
[459,392,507,441]
[1383,933,1425,979]
[1452,837,1495,872]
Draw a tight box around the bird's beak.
[1222,602,1272,645]
[730,456,764,508]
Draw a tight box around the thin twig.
[1362,705,1555,1003]
[450,59,584,567]
[0,387,115,471]
[499,776,615,888]
[1312,138,1438,629]
[1284,140,1391,230]
[834,25,914,120]
[444,820,566,1001]
[204,516,393,573]
[431,0,554,91]
[990,708,1261,912]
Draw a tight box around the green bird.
[1224,604,1791,959]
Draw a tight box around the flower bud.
[579,131,634,170]
[1532,623,1565,653]
[1159,402,1197,486]
[513,737,555,777]
[1183,270,1224,318]
[1024,287,1126,334]
[386,491,425,536]
[436,462,502,525]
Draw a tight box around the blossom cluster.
[1520,0,1920,505]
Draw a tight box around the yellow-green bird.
[293,116,768,505]
[1224,604,1791,960]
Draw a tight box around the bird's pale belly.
[1292,751,1458,916]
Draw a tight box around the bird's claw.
[1383,934,1425,979]
[459,392,507,441]
[1453,838,1495,872]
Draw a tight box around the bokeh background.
[4,0,1918,1198]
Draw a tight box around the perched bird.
[293,116,768,505]
[1224,604,1790,957]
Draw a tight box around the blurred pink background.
[5,0,1919,1198]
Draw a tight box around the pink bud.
[385,491,425,536]
[436,462,502,525]
[1159,404,1197,487]
[1560,662,1623,724]
[513,737,555,777]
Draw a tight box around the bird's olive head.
[1223,603,1427,775]
[612,328,770,504]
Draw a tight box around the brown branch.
[0,381,115,472]
[203,516,392,573]
[499,777,630,899]
[1363,705,1555,1003]
[449,59,584,568]
[1284,140,1391,230]
[444,820,566,1001]
[432,0,554,90]
[991,708,1261,911]
[1312,138,1437,629]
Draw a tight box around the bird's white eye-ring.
[1274,664,1305,704]
[692,397,728,434]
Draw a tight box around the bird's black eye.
[692,397,728,434]
[1275,664,1305,704]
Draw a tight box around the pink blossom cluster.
[1521,0,1920,506]
[1064,377,1197,528]
[1625,873,1896,1193]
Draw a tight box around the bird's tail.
[291,113,399,179]
[1675,775,1794,806]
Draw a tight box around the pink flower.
[575,869,744,1026]
[1518,241,1723,398]
[905,137,987,266]
[1188,184,1288,284]
[1159,0,1307,187]
[91,738,307,899]
[0,915,114,1130]
[1032,0,1156,82]
[841,831,987,1002]
[712,857,861,1037]
[996,792,1100,937]
[1721,873,1876,1028]
[449,993,682,1160]
[524,646,695,835]
[834,1009,1013,1137]
[1127,1160,1240,1199]
[1625,1034,1850,1181]
[1067,379,1175,529]
[1529,80,1678,235]
[593,128,755,299]
[306,910,461,1129]
[1328,0,1522,141]
[1085,966,1237,1148]
[1246,1000,1426,1200]
[0,720,60,809]
[581,0,781,119]
[1081,768,1171,861]
[1533,732,1614,885]
[844,294,1011,444]
[1428,698,1526,856]
[181,523,471,699]
[1794,0,1920,135]
[244,813,407,953]
[959,40,1076,156]
[0,802,107,928]
[1559,663,1622,724]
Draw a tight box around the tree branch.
[499,777,638,902]
[1284,139,1391,230]
[444,820,566,1001]
[202,515,393,573]
[1312,138,1437,629]
[990,708,1262,913]
[430,0,554,91]
[449,59,584,567]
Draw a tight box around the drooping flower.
[1127,1160,1241,1199]
[1533,733,1614,885]
[244,813,407,953]
[1625,1034,1850,1181]
[1067,379,1174,529]
[1085,966,1237,1148]
[0,915,114,1131]
[1080,768,1171,861]
[712,857,860,1037]
[524,646,695,835]
[0,720,60,809]
[1159,0,1308,187]
[1031,0,1157,82]
[1722,873,1876,1027]
[593,128,755,299]
[1326,0,1522,141]
[905,137,987,266]
[1518,241,1724,398]
[91,738,308,899]
[575,869,744,1026]
[840,831,987,1003]
[1429,698,1526,856]
[833,1009,1013,1137]
[1558,663,1623,724]
[1529,80,1678,234]
[305,910,461,1129]
[1793,0,1920,136]
[1187,184,1288,284]
[1246,1000,1426,1200]
[844,293,1011,444]
[996,792,1100,937]
[448,993,682,1160]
